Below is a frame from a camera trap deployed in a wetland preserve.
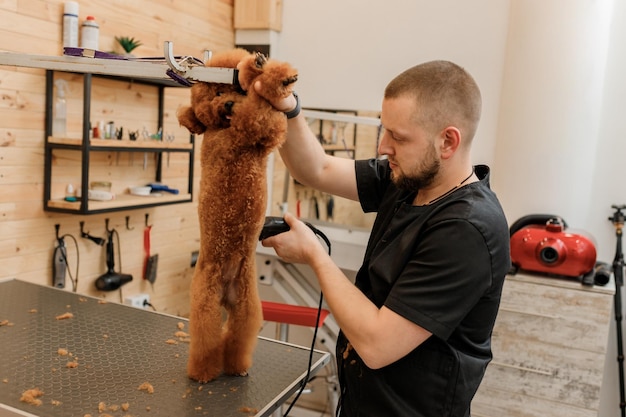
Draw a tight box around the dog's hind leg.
[187,264,225,383]
[222,257,263,376]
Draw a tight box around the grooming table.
[0,279,330,417]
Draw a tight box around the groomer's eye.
[382,127,403,143]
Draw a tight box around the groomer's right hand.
[261,212,321,265]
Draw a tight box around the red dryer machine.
[509,214,597,279]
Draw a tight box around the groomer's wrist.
[284,92,301,119]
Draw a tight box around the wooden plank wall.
[0,0,376,318]
[0,0,236,316]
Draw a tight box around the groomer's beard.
[391,144,440,192]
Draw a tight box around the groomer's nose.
[378,129,391,156]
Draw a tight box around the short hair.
[384,60,482,143]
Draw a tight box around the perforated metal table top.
[0,279,330,417]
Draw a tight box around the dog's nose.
[225,101,234,111]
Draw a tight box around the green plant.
[115,36,142,53]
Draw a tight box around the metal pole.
[610,204,626,417]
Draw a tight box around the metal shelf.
[0,49,249,214]
[302,108,381,159]
[42,70,195,215]
[46,193,193,214]
[48,137,194,152]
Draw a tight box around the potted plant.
[115,36,142,56]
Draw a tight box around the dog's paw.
[257,60,298,100]
[223,367,249,378]
[253,51,267,68]
[282,74,298,86]
[237,52,266,91]
[177,106,206,134]
[187,366,222,383]
[187,349,223,383]
[238,53,298,100]
[223,351,253,377]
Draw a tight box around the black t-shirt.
[336,159,511,417]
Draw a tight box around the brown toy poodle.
[177,49,297,382]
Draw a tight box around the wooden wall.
[0,0,376,318]
[0,0,236,316]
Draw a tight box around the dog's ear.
[177,106,207,134]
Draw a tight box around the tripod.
[610,204,626,417]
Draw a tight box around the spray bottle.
[80,16,100,50]
[52,79,68,137]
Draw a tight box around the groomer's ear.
[440,126,461,159]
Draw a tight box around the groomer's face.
[379,96,440,191]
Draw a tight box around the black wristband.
[284,92,301,119]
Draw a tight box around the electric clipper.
[52,239,67,288]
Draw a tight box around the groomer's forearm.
[306,246,386,368]
[279,113,329,188]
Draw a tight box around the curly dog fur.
[177,49,297,383]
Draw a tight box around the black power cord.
[281,222,331,417]
[143,299,157,311]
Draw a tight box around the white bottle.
[80,16,99,50]
[62,2,79,49]
[52,80,68,137]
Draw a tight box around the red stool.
[261,301,331,416]
[261,300,330,342]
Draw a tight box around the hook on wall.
[125,216,134,231]
[80,221,105,246]
[105,218,113,233]
[145,213,152,228]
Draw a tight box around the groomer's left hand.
[260,212,324,265]
[253,80,297,113]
